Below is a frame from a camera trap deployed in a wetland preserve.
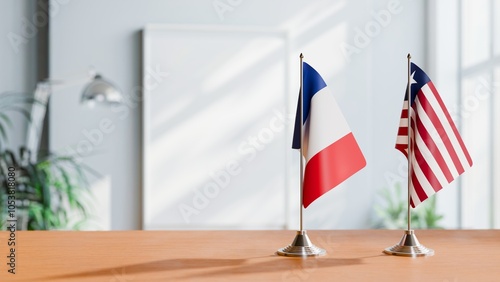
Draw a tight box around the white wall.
[49,0,426,230]
[0,0,38,150]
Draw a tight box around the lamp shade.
[81,74,122,105]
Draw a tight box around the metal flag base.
[383,230,434,257]
[277,230,326,257]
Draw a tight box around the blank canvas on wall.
[142,25,291,229]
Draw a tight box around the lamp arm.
[25,82,51,162]
[25,68,96,161]
[43,68,96,92]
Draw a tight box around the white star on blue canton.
[410,71,417,85]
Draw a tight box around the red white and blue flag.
[293,62,366,208]
[396,63,473,208]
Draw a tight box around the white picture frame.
[142,24,292,230]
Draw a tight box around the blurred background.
[0,0,498,230]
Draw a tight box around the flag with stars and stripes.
[396,62,473,208]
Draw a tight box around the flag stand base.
[383,230,434,257]
[277,230,326,257]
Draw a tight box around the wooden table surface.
[0,230,499,281]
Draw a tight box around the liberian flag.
[396,62,473,208]
[292,62,366,208]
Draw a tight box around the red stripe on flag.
[396,145,408,157]
[428,82,473,166]
[413,144,442,191]
[417,90,465,174]
[398,127,408,136]
[410,169,429,204]
[414,109,454,183]
[401,108,409,119]
[396,108,409,155]
[409,113,429,204]
[303,132,366,208]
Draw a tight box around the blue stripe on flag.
[292,62,327,149]
[303,62,327,122]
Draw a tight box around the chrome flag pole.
[277,53,326,257]
[383,53,434,257]
[300,52,305,233]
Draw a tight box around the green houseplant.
[373,181,444,229]
[0,92,94,230]
[0,92,34,146]
[0,148,94,230]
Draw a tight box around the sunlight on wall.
[144,27,288,229]
[49,0,429,230]
[142,0,426,230]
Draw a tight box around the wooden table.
[0,230,499,281]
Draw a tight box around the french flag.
[292,62,366,208]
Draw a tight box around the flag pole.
[383,53,434,257]
[406,53,412,232]
[299,53,304,232]
[277,53,325,257]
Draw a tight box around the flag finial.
[407,53,411,59]
[300,53,303,59]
